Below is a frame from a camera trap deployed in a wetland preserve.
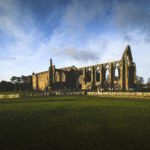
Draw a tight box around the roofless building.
[32,45,136,91]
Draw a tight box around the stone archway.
[114,63,120,81]
[96,66,100,82]
[86,68,91,82]
[66,70,78,89]
[114,63,121,90]
[104,65,110,89]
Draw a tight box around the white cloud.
[0,0,48,80]
[0,0,150,83]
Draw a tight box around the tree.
[0,81,14,91]
[10,75,32,91]
[21,75,31,83]
[10,76,21,84]
[136,76,144,85]
[147,78,150,85]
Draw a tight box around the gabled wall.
[32,45,136,91]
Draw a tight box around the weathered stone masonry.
[32,45,136,91]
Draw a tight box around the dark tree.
[11,76,21,84]
[10,75,32,91]
[0,81,14,91]
[147,78,150,85]
[136,76,144,85]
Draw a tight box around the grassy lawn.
[0,96,150,150]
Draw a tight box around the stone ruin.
[32,45,136,91]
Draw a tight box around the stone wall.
[79,45,136,91]
[55,91,82,95]
[32,74,37,90]
[87,92,150,98]
[37,71,49,91]
[32,71,49,91]
[0,94,20,99]
[31,45,136,91]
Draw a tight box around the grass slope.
[0,96,150,150]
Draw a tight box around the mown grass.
[0,96,150,150]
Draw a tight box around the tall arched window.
[105,65,109,81]
[55,71,60,82]
[105,69,109,81]
[114,63,120,80]
[86,68,91,82]
[96,67,100,82]
[61,72,66,82]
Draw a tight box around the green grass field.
[0,96,150,150]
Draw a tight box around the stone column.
[134,64,136,84]
[100,65,104,88]
[108,64,111,88]
[125,63,129,90]
[60,71,62,82]
[94,69,97,83]
[91,66,95,83]
[99,66,101,83]
[36,74,38,91]
[82,68,86,90]
[91,66,95,90]
[110,63,114,90]
[48,58,55,91]
[52,65,56,83]
[48,66,52,90]
[120,60,125,90]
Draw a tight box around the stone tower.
[121,45,136,90]
[48,58,55,91]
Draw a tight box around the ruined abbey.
[32,45,136,91]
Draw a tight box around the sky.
[0,0,150,82]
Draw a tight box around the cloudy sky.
[0,0,150,82]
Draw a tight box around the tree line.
[0,76,32,92]
[0,75,150,92]
[134,76,150,91]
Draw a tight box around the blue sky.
[0,0,150,82]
